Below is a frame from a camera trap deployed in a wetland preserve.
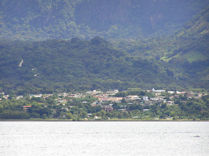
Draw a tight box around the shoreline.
[0,119,209,122]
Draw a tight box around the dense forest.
[0,37,176,94]
[0,0,209,40]
[0,34,208,94]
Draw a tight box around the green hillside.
[0,35,208,94]
[0,37,178,94]
[114,7,209,89]
[0,0,208,40]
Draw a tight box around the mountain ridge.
[1,0,209,40]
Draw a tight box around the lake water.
[0,121,209,156]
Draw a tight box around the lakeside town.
[0,88,208,120]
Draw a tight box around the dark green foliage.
[0,111,30,119]
[114,7,209,89]
[127,104,142,111]
[0,0,208,40]
[0,37,179,94]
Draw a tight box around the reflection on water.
[0,122,209,156]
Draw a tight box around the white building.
[152,88,166,93]
[126,95,140,101]
[143,96,149,101]
[168,91,175,94]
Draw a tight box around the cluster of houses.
[0,88,206,113]
[86,89,205,112]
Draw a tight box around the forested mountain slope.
[0,37,177,94]
[114,7,209,89]
[0,0,208,40]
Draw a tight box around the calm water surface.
[0,121,209,156]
